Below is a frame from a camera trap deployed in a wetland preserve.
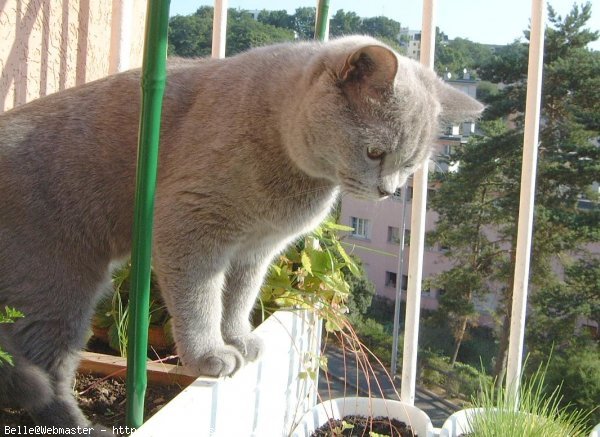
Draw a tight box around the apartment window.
[404,229,411,245]
[350,217,369,239]
[393,186,413,201]
[388,226,400,244]
[385,271,397,288]
[401,274,408,291]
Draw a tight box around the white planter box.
[133,310,321,437]
[291,397,435,437]
[442,408,598,437]
[440,407,485,436]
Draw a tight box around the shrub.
[544,344,600,427]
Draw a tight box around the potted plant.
[92,262,174,357]
[291,396,434,437]
[440,361,593,437]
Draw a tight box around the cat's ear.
[436,80,485,122]
[339,45,398,99]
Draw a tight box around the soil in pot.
[311,414,417,437]
[0,371,181,430]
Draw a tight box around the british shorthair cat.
[0,36,482,431]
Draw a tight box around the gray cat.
[0,36,482,430]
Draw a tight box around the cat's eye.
[367,146,385,160]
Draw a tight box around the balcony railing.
[2,0,581,435]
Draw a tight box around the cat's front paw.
[194,345,244,377]
[226,332,265,362]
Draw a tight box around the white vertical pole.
[118,0,134,72]
[506,0,546,398]
[212,0,228,58]
[391,185,409,375]
[400,0,436,406]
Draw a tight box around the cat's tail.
[0,353,53,410]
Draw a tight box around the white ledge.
[132,310,321,437]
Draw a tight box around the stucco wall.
[1,0,147,112]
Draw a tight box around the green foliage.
[0,306,24,366]
[429,2,600,385]
[256,9,293,30]
[329,9,362,37]
[349,317,394,365]
[168,7,294,58]
[94,262,171,356]
[360,16,401,41]
[420,351,492,400]
[435,34,494,78]
[543,344,600,426]
[168,6,410,58]
[346,275,375,318]
[226,9,295,56]
[259,220,359,331]
[291,7,316,40]
[529,257,600,352]
[469,360,593,436]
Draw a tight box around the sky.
[169,0,600,50]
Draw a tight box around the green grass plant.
[467,360,592,436]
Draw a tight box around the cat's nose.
[378,173,401,197]
[378,186,393,197]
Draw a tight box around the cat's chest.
[247,188,339,250]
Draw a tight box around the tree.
[360,16,401,41]
[257,9,293,30]
[429,2,600,385]
[346,275,375,318]
[226,9,294,56]
[435,35,494,78]
[329,9,362,37]
[528,257,600,352]
[168,7,214,57]
[168,7,294,58]
[292,7,316,40]
[428,120,514,366]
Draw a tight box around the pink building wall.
[340,78,479,312]
[1,0,147,113]
[340,142,457,311]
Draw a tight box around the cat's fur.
[0,36,482,429]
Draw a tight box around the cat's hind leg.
[0,344,53,411]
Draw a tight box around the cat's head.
[284,36,484,199]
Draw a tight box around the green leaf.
[0,306,24,324]
[0,349,14,366]
[301,250,313,275]
[324,220,354,232]
[335,240,360,277]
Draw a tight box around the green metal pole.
[125,0,171,428]
[314,0,330,41]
